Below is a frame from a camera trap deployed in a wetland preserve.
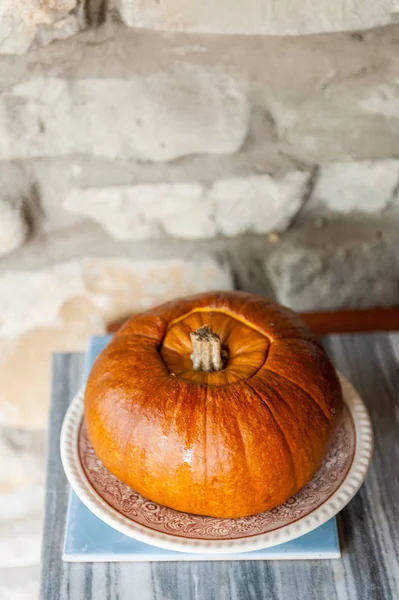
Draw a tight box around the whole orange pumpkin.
[84,291,343,518]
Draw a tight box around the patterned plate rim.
[60,372,373,554]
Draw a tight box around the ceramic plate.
[61,373,373,554]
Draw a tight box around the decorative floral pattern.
[79,405,355,541]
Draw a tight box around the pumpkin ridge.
[232,407,252,488]
[263,366,332,421]
[261,369,331,428]
[245,381,298,491]
[251,373,322,468]
[116,315,168,340]
[204,384,208,490]
[117,331,160,340]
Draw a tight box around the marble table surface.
[40,333,399,600]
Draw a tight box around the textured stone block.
[0,428,46,570]
[63,172,309,240]
[208,173,309,236]
[0,0,81,54]
[0,198,28,256]
[266,225,399,311]
[0,512,43,568]
[0,253,232,428]
[1,0,399,57]
[0,564,40,599]
[0,71,249,161]
[359,81,399,119]
[311,160,399,214]
[117,0,398,35]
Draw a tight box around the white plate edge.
[60,371,373,555]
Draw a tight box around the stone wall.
[1,11,399,599]
[1,21,399,428]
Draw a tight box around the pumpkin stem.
[190,325,224,372]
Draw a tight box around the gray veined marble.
[40,334,399,600]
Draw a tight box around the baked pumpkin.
[84,291,343,518]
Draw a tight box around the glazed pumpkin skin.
[84,291,343,518]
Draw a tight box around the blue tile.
[64,490,340,561]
